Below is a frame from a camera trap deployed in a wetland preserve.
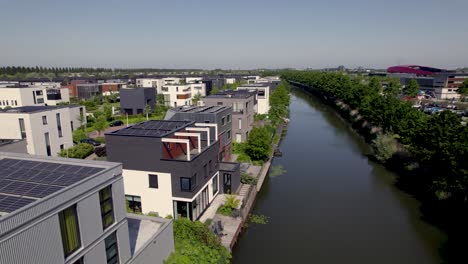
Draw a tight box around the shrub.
[58,143,94,159]
[245,126,272,161]
[241,173,257,185]
[249,214,269,225]
[72,129,87,143]
[217,195,240,216]
[165,218,231,264]
[147,212,159,217]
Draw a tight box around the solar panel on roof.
[0,195,35,213]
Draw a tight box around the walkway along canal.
[232,88,446,264]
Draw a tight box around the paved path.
[199,194,226,223]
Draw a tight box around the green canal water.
[232,88,446,264]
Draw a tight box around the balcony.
[177,93,191,99]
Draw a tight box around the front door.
[223,173,232,194]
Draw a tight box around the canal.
[232,88,446,264]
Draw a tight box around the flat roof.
[171,105,229,114]
[127,215,168,255]
[0,153,112,216]
[238,83,270,88]
[0,105,81,114]
[205,90,256,99]
[107,120,193,138]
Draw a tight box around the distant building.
[237,83,271,114]
[106,120,240,220]
[159,82,206,107]
[255,76,281,90]
[63,80,87,97]
[100,82,124,96]
[0,152,174,264]
[201,90,256,143]
[165,105,233,161]
[75,83,101,100]
[0,105,86,157]
[120,87,156,115]
[0,86,70,108]
[387,65,468,99]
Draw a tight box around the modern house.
[105,120,240,220]
[0,105,86,157]
[0,85,70,108]
[0,152,174,264]
[165,105,233,161]
[100,83,125,96]
[201,90,256,143]
[75,83,101,100]
[237,83,271,114]
[120,87,156,116]
[159,82,206,107]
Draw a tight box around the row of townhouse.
[0,152,174,264]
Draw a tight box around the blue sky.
[0,0,467,69]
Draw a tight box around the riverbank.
[289,81,467,263]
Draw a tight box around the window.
[221,117,225,125]
[44,132,51,156]
[37,98,44,104]
[125,195,142,213]
[42,116,48,124]
[204,120,210,123]
[227,115,231,123]
[99,186,114,230]
[59,205,81,258]
[104,232,119,264]
[213,175,218,195]
[149,174,158,188]
[238,119,242,129]
[14,100,17,106]
[217,102,223,106]
[35,90,43,96]
[60,144,64,150]
[180,177,192,192]
[71,121,74,132]
[19,119,26,139]
[227,130,231,139]
[57,113,63,137]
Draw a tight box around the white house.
[159,82,206,107]
[0,86,70,108]
[237,83,271,114]
[0,105,86,157]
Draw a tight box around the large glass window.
[125,195,141,213]
[44,132,51,156]
[59,205,81,258]
[42,115,48,125]
[105,232,119,264]
[56,113,63,137]
[99,186,114,230]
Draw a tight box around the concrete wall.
[0,87,45,108]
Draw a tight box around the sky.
[0,0,467,69]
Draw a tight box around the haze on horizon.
[0,0,467,70]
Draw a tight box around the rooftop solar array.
[0,105,78,114]
[110,120,193,137]
[205,90,256,99]
[176,106,227,114]
[0,158,104,214]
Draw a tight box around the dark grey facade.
[219,162,241,194]
[120,87,156,115]
[202,90,256,143]
[105,120,220,199]
[165,105,233,161]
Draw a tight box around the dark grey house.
[120,87,156,115]
[165,105,233,161]
[105,120,240,220]
[201,90,256,143]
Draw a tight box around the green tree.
[403,79,419,97]
[102,103,113,121]
[156,94,166,106]
[210,87,219,95]
[245,126,272,161]
[93,115,108,136]
[384,78,401,97]
[369,77,382,93]
[192,93,202,105]
[457,79,468,96]
[372,133,398,162]
[72,129,87,143]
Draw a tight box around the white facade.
[185,77,203,83]
[225,78,236,84]
[435,88,461,100]
[122,168,219,218]
[237,84,271,114]
[0,106,86,156]
[0,86,70,108]
[159,83,206,107]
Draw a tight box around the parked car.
[80,138,101,146]
[109,120,124,127]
